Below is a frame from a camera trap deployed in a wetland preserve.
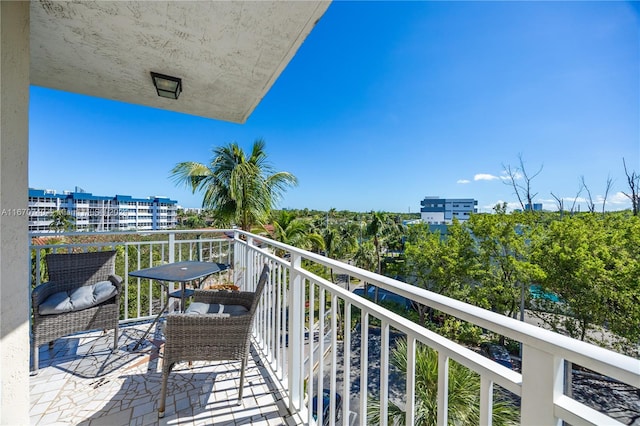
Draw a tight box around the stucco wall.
[0,2,30,424]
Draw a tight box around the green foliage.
[365,211,406,274]
[466,204,544,318]
[49,209,74,232]
[354,241,376,271]
[532,214,640,345]
[439,318,483,345]
[267,210,324,254]
[171,139,297,231]
[367,339,519,426]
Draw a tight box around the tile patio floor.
[30,323,300,426]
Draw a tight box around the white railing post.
[168,231,175,263]
[124,245,129,320]
[437,351,449,426]
[233,230,242,285]
[479,376,493,426]
[405,337,416,426]
[287,252,304,412]
[245,234,254,290]
[520,344,564,426]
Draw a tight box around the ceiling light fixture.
[150,72,182,100]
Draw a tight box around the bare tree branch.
[502,155,543,211]
[518,154,543,210]
[602,175,613,216]
[622,158,639,216]
[569,182,584,216]
[581,176,595,213]
[502,163,525,211]
[551,192,564,217]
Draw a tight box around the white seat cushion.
[185,302,248,317]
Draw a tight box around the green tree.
[404,220,478,325]
[170,139,297,231]
[368,339,519,426]
[532,214,640,344]
[268,210,324,253]
[49,209,74,232]
[466,204,542,321]
[365,211,404,274]
[322,223,358,283]
[354,240,376,272]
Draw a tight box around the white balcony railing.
[29,229,640,426]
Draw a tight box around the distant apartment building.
[28,188,178,232]
[420,196,478,224]
[525,203,543,211]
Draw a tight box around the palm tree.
[368,339,519,426]
[365,211,386,274]
[353,241,376,272]
[267,210,324,253]
[49,209,74,233]
[170,139,297,231]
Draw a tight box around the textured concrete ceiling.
[30,1,330,123]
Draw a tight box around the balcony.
[29,229,640,425]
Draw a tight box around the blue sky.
[29,1,639,213]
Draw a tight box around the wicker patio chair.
[158,264,270,418]
[31,251,122,373]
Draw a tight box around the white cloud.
[604,191,631,205]
[500,170,522,180]
[457,179,471,184]
[474,173,499,181]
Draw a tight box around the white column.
[520,344,563,426]
[0,1,30,424]
[287,252,303,411]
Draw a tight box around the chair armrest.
[31,281,61,307]
[165,312,254,343]
[193,290,254,309]
[166,312,251,327]
[108,274,123,293]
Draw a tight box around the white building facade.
[420,196,478,224]
[28,188,178,232]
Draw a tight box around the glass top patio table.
[129,261,227,282]
[128,261,229,350]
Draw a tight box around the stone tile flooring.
[30,323,300,425]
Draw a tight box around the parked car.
[480,342,513,369]
[312,389,342,426]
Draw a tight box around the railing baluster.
[307,279,316,425]
[359,312,369,426]
[380,320,389,426]
[317,284,326,426]
[281,263,288,383]
[287,251,304,412]
[124,244,129,320]
[274,262,282,377]
[437,351,449,426]
[343,301,351,426]
[330,293,338,426]
[480,375,493,426]
[406,336,416,426]
[136,246,141,319]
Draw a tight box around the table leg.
[132,283,171,351]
